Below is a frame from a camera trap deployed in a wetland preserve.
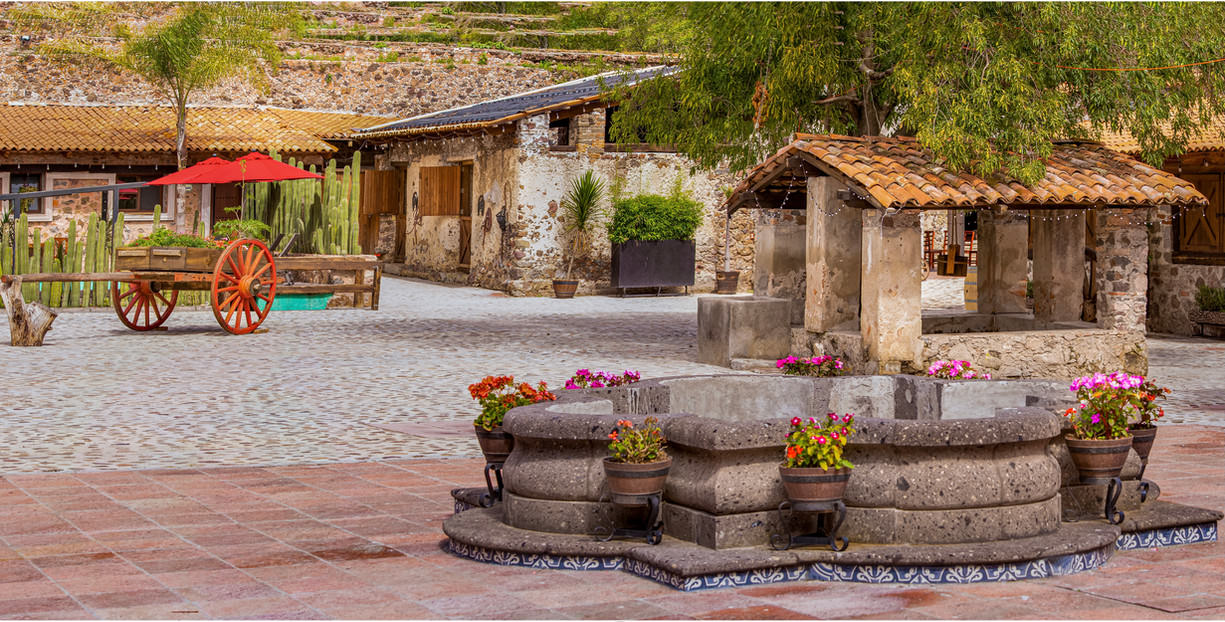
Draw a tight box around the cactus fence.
[244,151,363,255]
[0,212,125,308]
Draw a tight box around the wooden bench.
[274,254,382,310]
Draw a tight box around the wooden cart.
[22,238,279,335]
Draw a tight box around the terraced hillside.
[0,2,666,118]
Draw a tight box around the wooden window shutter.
[419,166,462,216]
[1178,174,1223,254]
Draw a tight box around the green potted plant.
[1062,372,1138,482]
[1189,285,1225,334]
[604,417,670,496]
[468,375,556,463]
[780,413,856,503]
[554,170,606,299]
[606,185,702,294]
[776,355,848,377]
[1128,379,1169,463]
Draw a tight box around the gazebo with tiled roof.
[721,134,1208,378]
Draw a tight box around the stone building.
[717,134,1206,380]
[353,66,754,296]
[0,103,390,242]
[1099,121,1225,336]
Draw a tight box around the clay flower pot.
[474,425,514,463]
[715,270,739,294]
[552,279,578,299]
[1065,435,1133,483]
[603,456,672,497]
[778,465,851,504]
[1128,425,1158,462]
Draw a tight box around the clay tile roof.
[728,134,1206,211]
[1097,116,1225,155]
[0,104,393,155]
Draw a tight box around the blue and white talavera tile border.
[447,513,1219,591]
[1115,522,1217,551]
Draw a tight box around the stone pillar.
[976,209,1029,314]
[1095,208,1148,332]
[573,109,605,158]
[753,210,806,325]
[805,177,861,332]
[1032,210,1086,323]
[860,210,922,373]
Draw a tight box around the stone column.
[1032,210,1086,323]
[753,209,807,325]
[805,177,861,332]
[1095,208,1148,332]
[860,210,922,373]
[976,209,1029,314]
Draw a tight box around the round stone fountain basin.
[501,374,1071,549]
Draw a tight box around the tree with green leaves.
[18,2,298,169]
[607,3,1225,184]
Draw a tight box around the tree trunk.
[175,103,188,170]
[1,275,57,346]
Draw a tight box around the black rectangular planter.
[611,240,696,290]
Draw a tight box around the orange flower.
[608,431,618,440]
[617,419,632,428]
[786,445,801,459]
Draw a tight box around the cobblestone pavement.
[0,426,1219,619]
[0,278,742,473]
[2,276,1221,474]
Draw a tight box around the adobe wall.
[384,131,520,292]
[512,111,752,296]
[1147,205,1225,335]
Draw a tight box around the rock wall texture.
[0,34,644,118]
[1147,205,1225,335]
[385,109,752,296]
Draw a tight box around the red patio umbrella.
[145,156,233,186]
[211,152,324,183]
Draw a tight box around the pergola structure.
[724,134,1207,378]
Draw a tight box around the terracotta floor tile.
[75,587,187,609]
[154,568,257,589]
[92,602,210,620]
[29,552,120,569]
[123,554,233,575]
[37,559,138,582]
[0,561,47,585]
[693,604,813,620]
[1143,593,1225,613]
[0,596,82,616]
[419,592,541,618]
[174,580,282,602]
[0,580,63,601]
[53,571,167,595]
[243,564,362,595]
[332,602,443,619]
[552,599,677,620]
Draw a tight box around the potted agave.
[1128,379,1169,463]
[1062,372,1139,482]
[780,413,856,503]
[554,170,607,299]
[604,417,670,497]
[469,375,556,463]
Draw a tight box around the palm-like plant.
[560,170,607,280]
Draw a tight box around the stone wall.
[510,111,749,296]
[1147,205,1225,335]
[0,38,597,118]
[11,169,199,244]
[385,131,519,291]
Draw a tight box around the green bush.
[1195,285,1225,312]
[606,193,703,245]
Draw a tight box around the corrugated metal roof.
[0,104,393,154]
[356,65,678,138]
[729,134,1207,211]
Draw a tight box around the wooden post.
[1,275,57,346]
[371,265,382,311]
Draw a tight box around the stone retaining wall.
[1147,205,1225,335]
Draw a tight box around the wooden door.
[359,169,406,258]
[1179,174,1223,255]
[212,183,243,226]
[458,163,473,271]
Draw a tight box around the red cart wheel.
[111,280,177,331]
[211,239,276,335]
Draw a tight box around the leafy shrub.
[212,218,270,241]
[129,228,219,248]
[606,193,702,244]
[1195,285,1225,312]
